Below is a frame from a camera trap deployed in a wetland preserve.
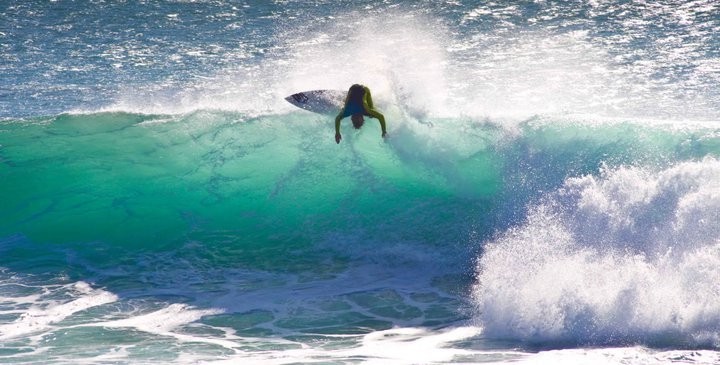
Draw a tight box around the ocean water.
[1,0,720,364]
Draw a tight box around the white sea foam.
[194,326,490,365]
[473,158,720,346]
[513,347,720,365]
[0,281,118,340]
[88,303,229,347]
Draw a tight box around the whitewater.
[1,1,720,364]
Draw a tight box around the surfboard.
[285,89,346,115]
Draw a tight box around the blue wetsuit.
[334,85,387,143]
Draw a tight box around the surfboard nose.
[291,93,309,103]
[285,90,346,115]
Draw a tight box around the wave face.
[2,0,720,363]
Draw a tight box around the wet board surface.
[285,89,346,115]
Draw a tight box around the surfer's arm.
[362,87,386,137]
[334,112,344,143]
[335,113,343,134]
[366,109,387,137]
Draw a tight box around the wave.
[0,110,716,255]
[2,110,720,345]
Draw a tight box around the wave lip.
[473,159,720,348]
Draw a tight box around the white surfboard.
[285,89,346,115]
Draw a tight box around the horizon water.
[2,1,720,364]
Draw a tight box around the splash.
[474,158,720,347]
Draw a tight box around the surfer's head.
[351,114,364,129]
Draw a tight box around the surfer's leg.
[365,109,382,120]
[364,88,375,110]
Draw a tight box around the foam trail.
[0,282,118,340]
[88,303,229,348]
[197,326,489,365]
[473,158,720,347]
[514,348,720,365]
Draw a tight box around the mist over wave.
[4,1,716,122]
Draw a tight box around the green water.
[1,112,715,266]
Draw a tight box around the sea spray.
[474,158,720,347]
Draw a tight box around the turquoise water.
[2,1,720,364]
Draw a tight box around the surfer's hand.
[335,133,342,144]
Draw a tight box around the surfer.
[334,84,387,144]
